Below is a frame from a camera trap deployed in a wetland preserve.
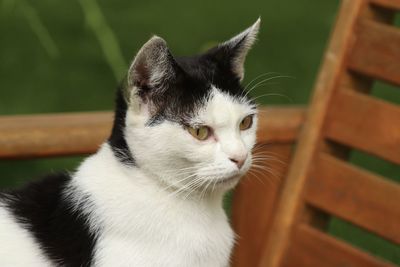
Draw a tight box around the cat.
[0,18,260,267]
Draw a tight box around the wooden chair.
[1,0,399,266]
[233,0,400,266]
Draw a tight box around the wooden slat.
[283,225,395,267]
[348,19,400,86]
[259,1,366,266]
[256,107,305,143]
[369,0,400,11]
[325,90,400,164]
[306,153,400,244]
[0,107,305,159]
[232,144,293,267]
[0,112,113,159]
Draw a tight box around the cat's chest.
[75,156,235,266]
[92,205,234,267]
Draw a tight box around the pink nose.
[230,155,247,169]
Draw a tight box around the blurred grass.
[78,0,126,81]
[18,0,59,58]
[0,0,399,264]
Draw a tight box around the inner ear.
[134,63,150,89]
[128,36,178,96]
[206,18,260,81]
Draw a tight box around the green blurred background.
[0,0,399,264]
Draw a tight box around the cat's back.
[0,173,96,267]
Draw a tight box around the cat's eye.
[240,115,253,131]
[187,126,211,141]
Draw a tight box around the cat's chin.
[212,174,242,190]
[212,166,252,190]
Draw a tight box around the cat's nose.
[229,155,247,169]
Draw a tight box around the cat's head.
[109,19,260,197]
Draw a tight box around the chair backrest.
[260,0,400,266]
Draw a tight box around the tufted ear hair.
[207,18,260,81]
[127,36,179,96]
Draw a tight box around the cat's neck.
[67,144,233,266]
[69,144,227,230]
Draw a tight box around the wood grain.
[0,112,113,159]
[282,225,395,267]
[0,107,305,159]
[259,1,366,266]
[325,90,400,164]
[260,1,400,266]
[306,153,400,244]
[348,20,400,86]
[256,107,305,143]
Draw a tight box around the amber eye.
[240,115,253,131]
[187,126,211,140]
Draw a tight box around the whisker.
[246,169,266,186]
[248,168,280,187]
[244,72,282,91]
[244,75,295,98]
[245,75,293,95]
[247,169,276,187]
[251,164,282,181]
[252,156,286,166]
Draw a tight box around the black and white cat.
[0,19,260,267]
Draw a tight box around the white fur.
[71,86,257,266]
[71,144,234,267]
[0,206,52,267]
[0,87,257,266]
[125,87,257,196]
[0,20,261,265]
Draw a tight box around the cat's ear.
[208,18,260,81]
[127,36,178,95]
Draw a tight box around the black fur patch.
[1,173,97,267]
[141,53,251,125]
[108,83,135,165]
[108,46,254,165]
